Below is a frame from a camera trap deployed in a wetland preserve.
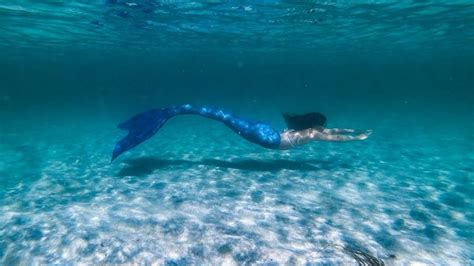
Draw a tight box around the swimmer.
[279,112,372,149]
[111,104,371,161]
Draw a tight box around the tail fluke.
[112,108,172,161]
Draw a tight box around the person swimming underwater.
[279,112,372,149]
[111,104,371,161]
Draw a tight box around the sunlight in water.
[0,0,473,265]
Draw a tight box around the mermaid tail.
[112,108,170,161]
[112,104,281,161]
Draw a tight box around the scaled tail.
[112,108,172,161]
[112,104,281,161]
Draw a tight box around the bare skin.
[279,127,372,149]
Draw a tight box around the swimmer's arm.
[322,128,356,135]
[311,129,371,142]
[281,129,371,149]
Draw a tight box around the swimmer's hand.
[356,129,372,140]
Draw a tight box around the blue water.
[1,1,473,265]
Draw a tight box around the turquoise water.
[1,1,473,265]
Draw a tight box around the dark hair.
[283,112,327,131]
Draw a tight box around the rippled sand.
[0,116,472,265]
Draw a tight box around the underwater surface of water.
[1,0,473,265]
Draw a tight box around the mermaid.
[112,104,371,161]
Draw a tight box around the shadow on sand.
[118,156,348,176]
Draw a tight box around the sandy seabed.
[0,117,472,265]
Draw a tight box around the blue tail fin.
[112,108,172,161]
